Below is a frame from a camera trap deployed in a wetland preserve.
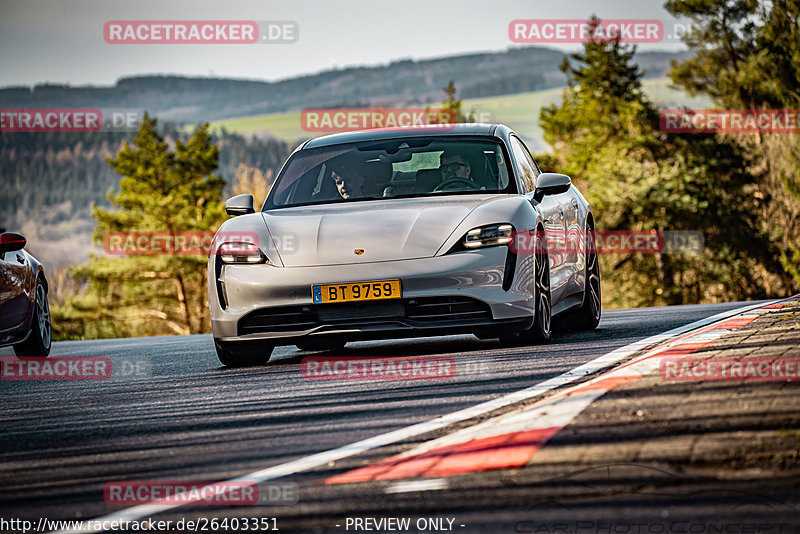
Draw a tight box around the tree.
[441,80,476,122]
[665,0,799,109]
[59,114,226,338]
[426,80,476,124]
[540,18,660,173]
[538,16,783,307]
[665,0,800,292]
[232,163,274,208]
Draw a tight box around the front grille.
[318,301,404,322]
[237,296,493,336]
[238,305,318,335]
[405,296,492,322]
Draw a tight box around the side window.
[517,137,541,179]
[509,136,537,193]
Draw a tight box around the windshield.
[263,137,515,209]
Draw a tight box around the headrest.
[362,158,393,186]
[416,168,441,190]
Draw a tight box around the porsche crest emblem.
[354,249,365,255]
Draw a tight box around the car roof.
[301,123,501,149]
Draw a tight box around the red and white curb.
[326,298,798,484]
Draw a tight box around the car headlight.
[463,224,514,249]
[216,241,267,264]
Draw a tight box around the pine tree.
[441,80,476,123]
[61,114,226,337]
[426,80,476,124]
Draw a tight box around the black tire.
[563,222,601,331]
[295,337,346,352]
[14,279,51,357]
[528,231,552,341]
[215,339,273,367]
[500,230,552,344]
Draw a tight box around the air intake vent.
[238,305,318,336]
[405,297,491,322]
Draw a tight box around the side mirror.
[225,194,255,216]
[533,173,571,202]
[0,232,27,254]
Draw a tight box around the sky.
[0,0,689,87]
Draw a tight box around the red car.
[0,231,51,356]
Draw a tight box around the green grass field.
[208,78,713,151]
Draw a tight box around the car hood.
[262,195,501,267]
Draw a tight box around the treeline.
[536,7,799,307]
[0,48,688,123]
[0,127,290,233]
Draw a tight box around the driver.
[331,168,364,199]
[327,155,366,200]
[437,150,487,190]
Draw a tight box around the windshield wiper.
[383,190,500,200]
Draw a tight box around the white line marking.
[395,389,606,459]
[385,478,449,493]
[55,300,775,533]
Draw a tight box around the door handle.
[16,254,24,264]
[559,211,564,220]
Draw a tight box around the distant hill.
[209,78,713,152]
[0,47,692,124]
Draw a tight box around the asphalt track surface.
[2,301,795,534]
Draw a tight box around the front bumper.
[208,246,535,343]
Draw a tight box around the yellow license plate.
[312,279,401,304]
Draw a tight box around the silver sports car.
[208,124,600,366]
